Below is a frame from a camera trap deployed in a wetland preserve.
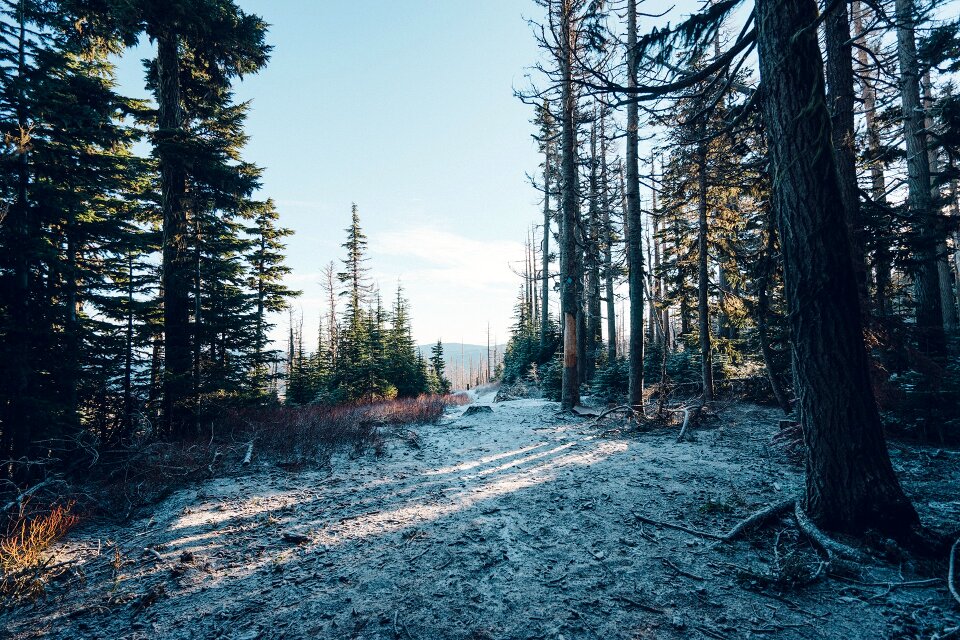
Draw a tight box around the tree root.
[792,502,868,563]
[721,499,796,542]
[634,500,795,544]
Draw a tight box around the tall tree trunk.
[757,217,792,416]
[895,0,946,357]
[3,2,34,468]
[156,30,193,438]
[541,146,552,350]
[696,139,714,402]
[824,0,869,314]
[922,72,959,332]
[601,114,617,362]
[853,2,891,318]
[585,118,602,379]
[559,0,580,409]
[651,154,671,350]
[625,0,645,405]
[755,0,918,535]
[124,251,135,438]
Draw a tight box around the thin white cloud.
[372,227,525,290]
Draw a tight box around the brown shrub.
[1,501,79,605]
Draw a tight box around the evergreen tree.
[429,340,451,395]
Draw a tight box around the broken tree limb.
[793,502,868,563]
[207,450,221,476]
[675,403,702,442]
[950,537,960,608]
[611,594,665,615]
[242,441,254,467]
[2,478,57,515]
[591,405,634,423]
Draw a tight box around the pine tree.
[429,340,451,395]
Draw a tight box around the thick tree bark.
[625,0,645,406]
[824,0,869,314]
[755,0,918,534]
[156,31,194,438]
[696,140,714,402]
[895,0,946,357]
[559,0,581,409]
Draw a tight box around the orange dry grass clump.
[1,501,79,602]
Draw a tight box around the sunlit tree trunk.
[625,0,645,405]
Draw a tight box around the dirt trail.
[6,393,959,639]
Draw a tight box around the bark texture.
[755,0,918,534]
[559,0,581,410]
[156,31,194,438]
[625,0,645,405]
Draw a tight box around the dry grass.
[90,394,465,515]
[1,501,79,605]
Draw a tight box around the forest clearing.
[4,0,960,637]
[4,389,960,639]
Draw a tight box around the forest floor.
[4,389,960,640]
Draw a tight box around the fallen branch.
[2,478,57,515]
[830,574,941,589]
[242,441,254,467]
[143,548,164,563]
[793,502,868,563]
[207,450,221,476]
[675,404,702,442]
[661,557,705,581]
[591,405,635,424]
[950,537,960,608]
[632,511,724,541]
[612,594,665,614]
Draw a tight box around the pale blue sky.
[114,0,547,346]
[112,0,958,347]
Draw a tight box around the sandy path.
[6,395,958,639]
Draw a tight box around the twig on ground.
[612,594,665,614]
[143,548,164,563]
[242,442,254,466]
[829,574,941,589]
[591,405,634,424]
[950,537,960,608]
[661,557,705,581]
[632,511,724,541]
